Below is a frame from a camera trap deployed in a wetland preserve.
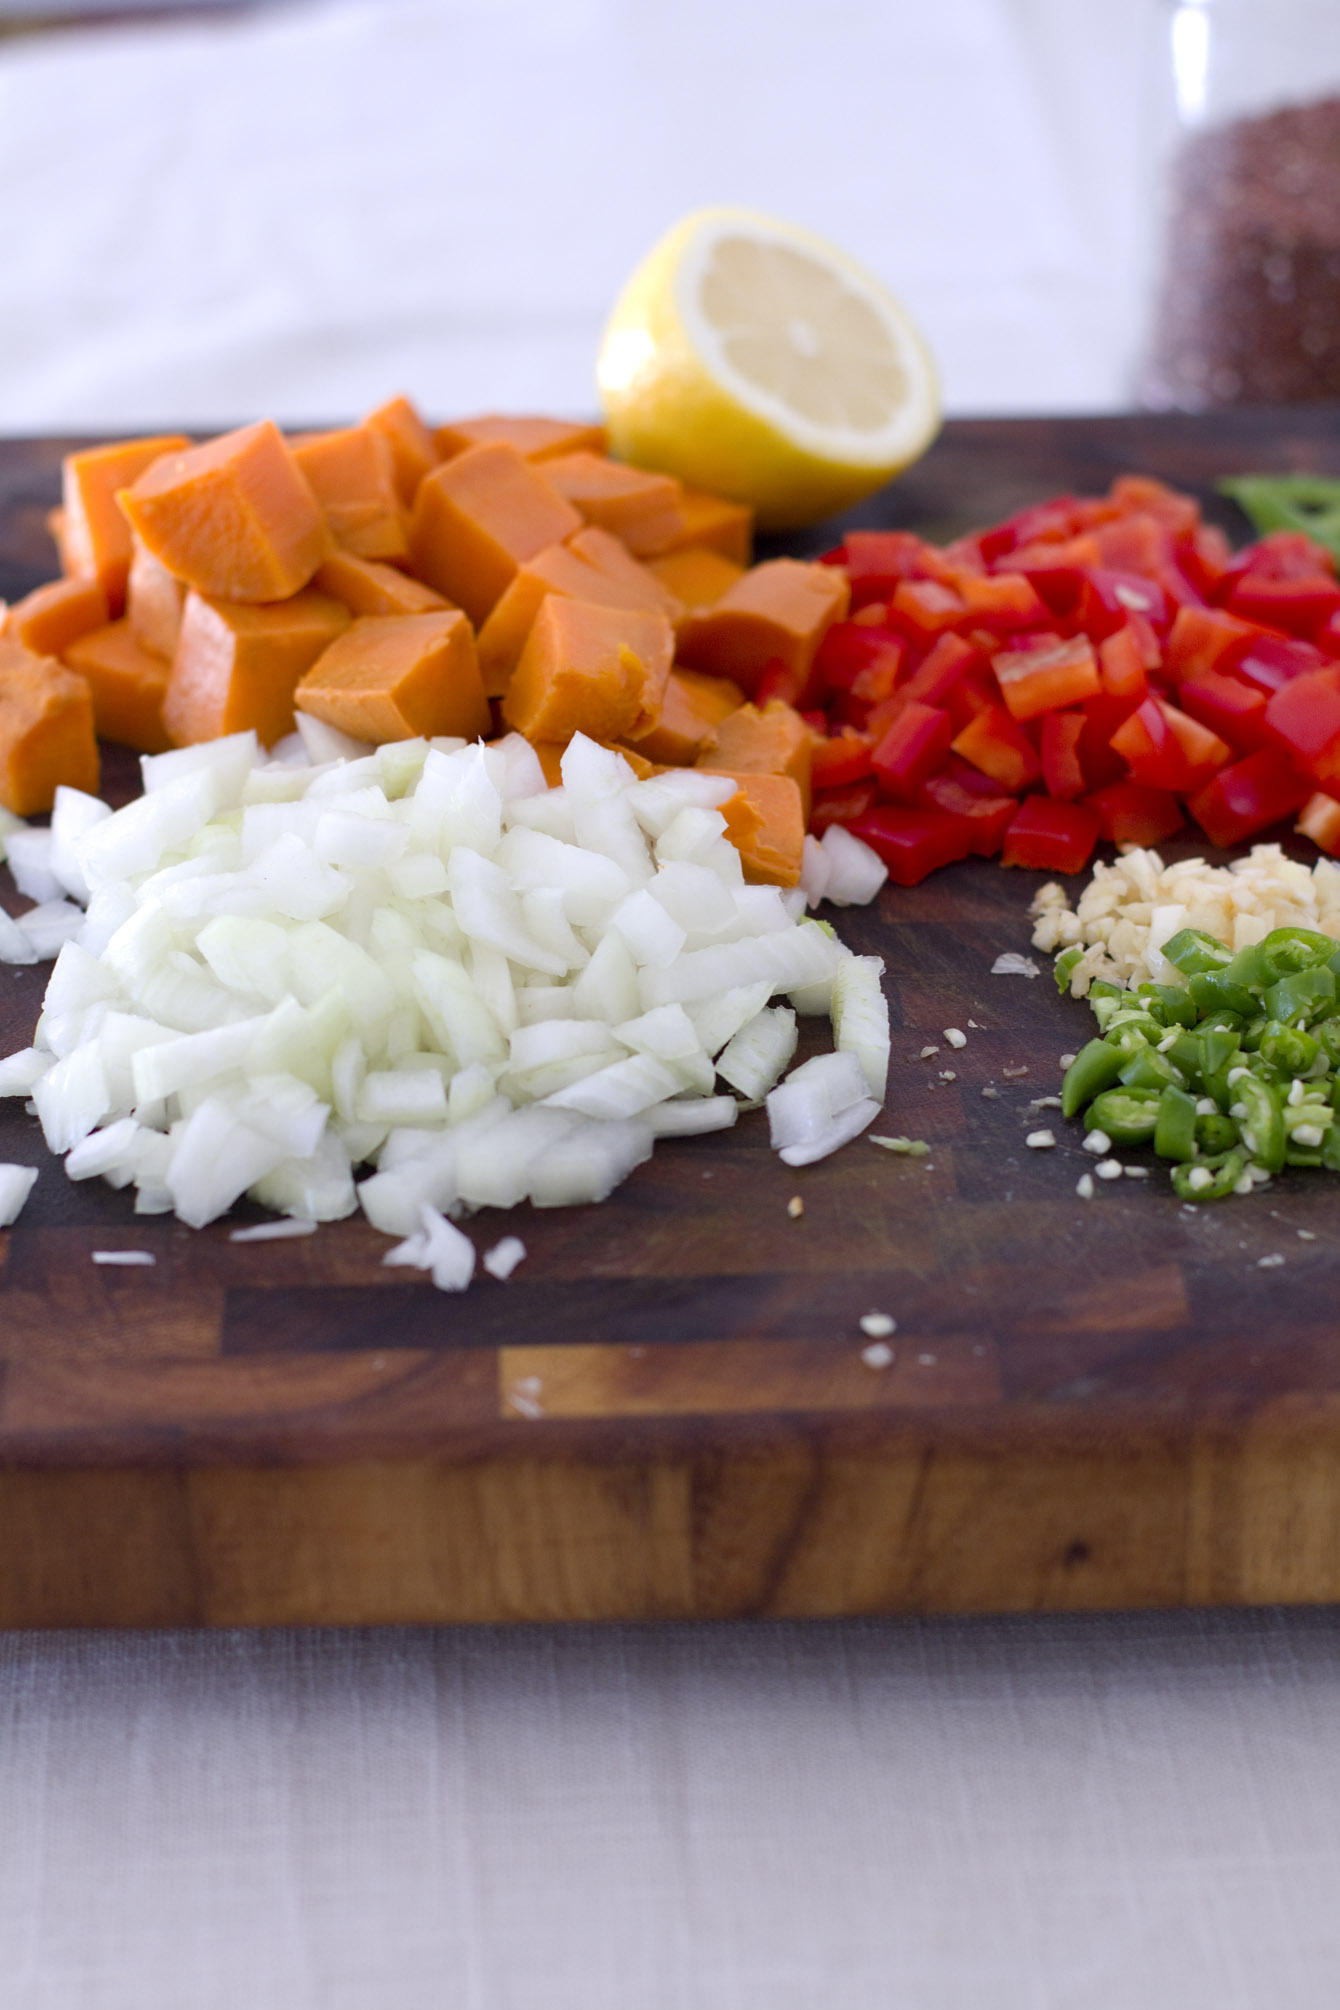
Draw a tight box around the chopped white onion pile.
[0,732,890,1248]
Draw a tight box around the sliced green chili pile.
[1053,924,1340,1199]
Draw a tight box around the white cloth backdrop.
[7,3,1340,2005]
[0,0,1156,431]
[5,1611,1340,2009]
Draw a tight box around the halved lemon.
[597,207,940,531]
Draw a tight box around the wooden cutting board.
[5,410,1340,1631]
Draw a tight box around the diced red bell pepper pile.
[803,475,1340,885]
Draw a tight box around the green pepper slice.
[1265,966,1336,1025]
[1135,982,1199,1028]
[1053,945,1084,993]
[1171,1150,1247,1201]
[1085,1086,1161,1145]
[1197,1026,1241,1078]
[1061,1039,1126,1120]
[1314,1017,1340,1067]
[1160,928,1233,976]
[1257,1020,1321,1077]
[1259,926,1338,981]
[1233,1075,1286,1172]
[1119,1047,1187,1093]
[1196,1111,1239,1154]
[1189,971,1258,1018]
[1154,1085,1199,1161]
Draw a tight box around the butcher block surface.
[4,410,1340,1629]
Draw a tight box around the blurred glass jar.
[1141,0,1340,408]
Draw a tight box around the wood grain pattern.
[4,411,1340,1627]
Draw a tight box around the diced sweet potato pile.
[0,399,859,885]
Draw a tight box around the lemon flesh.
[598,208,940,531]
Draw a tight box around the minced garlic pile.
[1030,844,1340,995]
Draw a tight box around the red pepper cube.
[1178,522,1233,599]
[811,727,874,789]
[951,569,1048,633]
[842,530,954,605]
[1110,696,1188,792]
[917,778,1018,856]
[1076,692,1138,791]
[979,496,1083,563]
[1218,529,1337,592]
[1297,790,1340,857]
[1187,747,1312,849]
[1108,474,1201,538]
[1236,631,1330,695]
[810,779,880,835]
[1177,668,1269,753]
[1039,710,1087,800]
[888,578,967,647]
[946,671,996,734]
[848,806,973,885]
[812,621,905,699]
[1226,573,1340,639]
[1000,795,1100,874]
[1098,623,1152,703]
[951,701,1042,793]
[1317,611,1340,660]
[1092,511,1174,576]
[1086,780,1184,848]
[1160,698,1232,789]
[896,630,981,709]
[1074,568,1170,642]
[754,657,806,708]
[1162,604,1259,683]
[871,701,953,803]
[1263,666,1340,787]
[992,633,1101,722]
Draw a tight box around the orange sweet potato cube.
[363,394,440,505]
[434,414,607,463]
[295,611,491,743]
[63,619,172,753]
[476,528,680,698]
[127,533,187,660]
[675,558,850,696]
[119,420,328,604]
[408,442,582,625]
[541,452,688,557]
[711,772,805,887]
[0,639,99,814]
[164,588,350,748]
[631,668,746,766]
[5,576,109,658]
[647,545,746,612]
[290,424,408,563]
[501,598,674,745]
[60,433,190,612]
[698,698,814,820]
[315,549,453,619]
[653,489,754,565]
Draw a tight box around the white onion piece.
[0,805,24,864]
[777,1099,882,1167]
[832,956,891,1098]
[0,905,38,965]
[0,1047,51,1096]
[483,1234,527,1280]
[295,713,371,765]
[50,787,112,903]
[821,826,888,906]
[5,828,61,904]
[716,1006,798,1102]
[800,835,831,909]
[0,1163,37,1225]
[645,1097,738,1137]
